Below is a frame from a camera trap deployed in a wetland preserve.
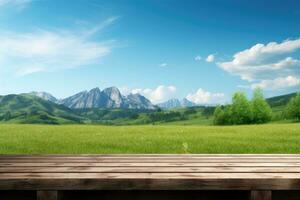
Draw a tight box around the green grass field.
[1,123,300,154]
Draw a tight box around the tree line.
[213,88,300,125]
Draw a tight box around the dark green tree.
[285,92,300,121]
[223,105,233,125]
[213,105,232,125]
[213,106,224,125]
[251,88,272,123]
[231,92,252,124]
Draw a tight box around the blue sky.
[0,0,300,104]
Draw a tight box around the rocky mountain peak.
[102,87,121,96]
[158,98,197,109]
[89,87,101,93]
[126,93,156,109]
[102,87,123,107]
[181,98,196,107]
[59,87,155,110]
[29,91,58,103]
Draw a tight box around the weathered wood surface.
[1,155,300,190]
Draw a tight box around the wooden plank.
[3,162,300,167]
[2,166,300,173]
[2,172,300,179]
[2,158,300,163]
[0,155,300,191]
[251,190,271,200]
[37,191,58,200]
[2,156,300,166]
[0,176,300,190]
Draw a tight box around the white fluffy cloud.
[130,85,177,104]
[186,88,225,104]
[0,18,117,76]
[122,86,226,105]
[251,76,300,90]
[218,39,300,90]
[206,54,215,62]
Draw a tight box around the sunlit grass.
[0,124,300,154]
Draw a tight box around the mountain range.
[30,87,156,110]
[0,88,297,125]
[157,98,197,109]
[26,88,299,110]
[61,87,156,109]
[28,87,199,110]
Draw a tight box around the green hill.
[0,92,298,125]
[0,94,83,124]
[72,106,214,125]
[266,92,297,107]
[75,108,155,125]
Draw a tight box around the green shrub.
[231,92,252,124]
[213,89,272,125]
[251,88,272,124]
[285,92,300,121]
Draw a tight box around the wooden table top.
[1,154,300,190]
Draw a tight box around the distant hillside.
[0,91,298,125]
[29,88,298,111]
[266,92,297,107]
[75,108,156,124]
[0,94,83,124]
[74,105,215,125]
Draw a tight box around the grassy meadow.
[1,123,300,154]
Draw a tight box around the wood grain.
[1,155,300,191]
[3,162,300,167]
[2,166,300,173]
